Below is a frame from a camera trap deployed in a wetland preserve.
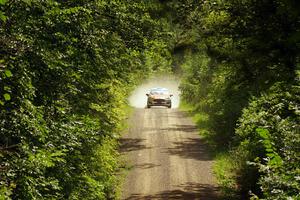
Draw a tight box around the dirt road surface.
[120,108,219,200]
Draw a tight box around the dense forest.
[173,0,300,199]
[0,0,299,200]
[0,1,171,199]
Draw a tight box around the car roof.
[150,87,168,91]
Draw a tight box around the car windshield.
[150,89,169,95]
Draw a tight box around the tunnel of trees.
[0,0,299,199]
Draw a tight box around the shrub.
[235,81,300,199]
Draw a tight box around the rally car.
[146,88,172,108]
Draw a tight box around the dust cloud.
[128,76,180,108]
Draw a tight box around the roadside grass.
[118,104,134,130]
[179,100,239,199]
[115,104,135,199]
[213,153,239,199]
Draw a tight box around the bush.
[234,81,300,199]
[0,0,171,199]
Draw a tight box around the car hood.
[150,95,169,99]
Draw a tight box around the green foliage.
[168,0,300,199]
[2,0,299,199]
[0,0,171,199]
[255,128,283,167]
[0,0,6,22]
[213,152,239,199]
[235,82,300,199]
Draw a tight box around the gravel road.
[120,107,219,200]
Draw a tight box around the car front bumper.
[148,99,171,106]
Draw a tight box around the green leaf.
[22,0,32,6]
[0,100,4,106]
[0,0,7,5]
[3,93,10,101]
[4,86,10,91]
[256,128,269,139]
[270,155,283,166]
[4,69,12,77]
[0,11,6,22]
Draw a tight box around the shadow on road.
[119,138,150,153]
[166,137,212,161]
[123,182,219,200]
[159,124,198,133]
